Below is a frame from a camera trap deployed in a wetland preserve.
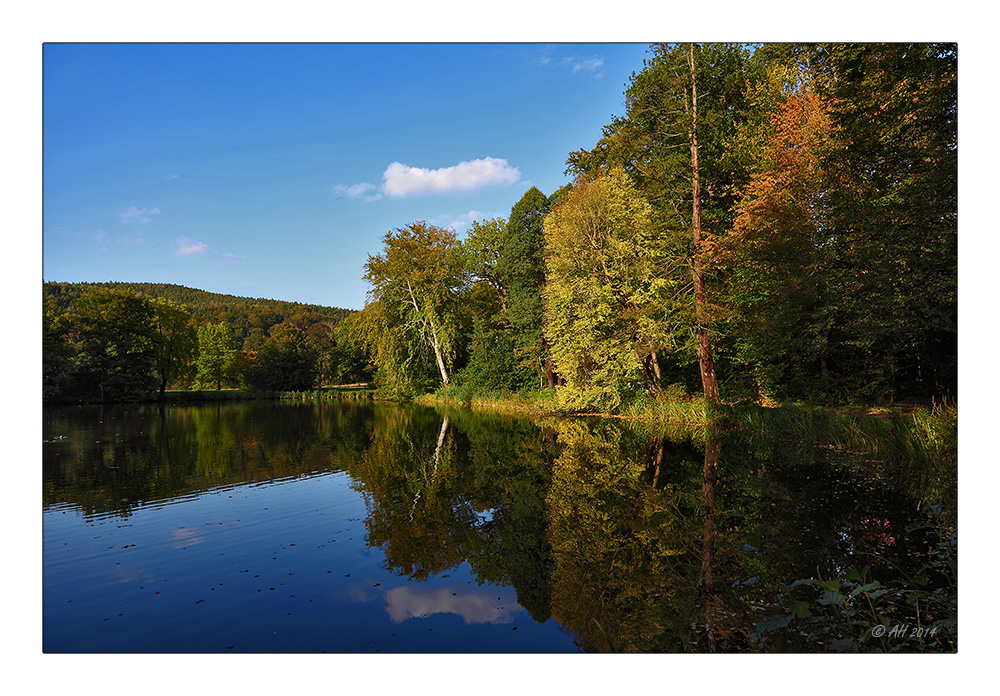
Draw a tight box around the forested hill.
[43,281,352,333]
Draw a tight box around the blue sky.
[43,43,654,310]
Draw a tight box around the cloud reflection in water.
[385,586,522,625]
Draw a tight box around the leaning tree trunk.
[426,314,450,387]
[688,43,720,403]
[406,280,450,386]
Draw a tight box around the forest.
[355,42,956,410]
[42,281,368,401]
[42,43,957,410]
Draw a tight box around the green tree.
[453,217,527,394]
[331,312,373,385]
[568,43,760,402]
[360,222,468,395]
[243,323,319,391]
[542,168,666,411]
[242,327,267,354]
[305,321,336,387]
[150,298,197,397]
[43,297,79,401]
[72,287,158,401]
[463,217,508,310]
[818,43,957,399]
[497,187,555,389]
[193,322,240,390]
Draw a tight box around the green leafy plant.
[752,521,956,652]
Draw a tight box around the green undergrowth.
[162,386,376,403]
[718,399,957,474]
[753,512,957,653]
[423,387,957,489]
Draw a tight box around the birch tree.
[360,222,468,395]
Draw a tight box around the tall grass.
[164,386,375,403]
[621,395,713,427]
[422,384,559,415]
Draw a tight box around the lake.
[42,400,956,652]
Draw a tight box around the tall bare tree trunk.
[689,43,720,403]
[427,318,450,386]
[407,280,450,386]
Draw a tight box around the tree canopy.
[43,43,957,408]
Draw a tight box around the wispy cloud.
[384,586,522,625]
[117,206,161,224]
[332,182,383,202]
[174,236,208,256]
[381,157,520,197]
[438,210,490,233]
[561,55,605,79]
[216,252,245,266]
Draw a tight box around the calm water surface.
[42,400,954,652]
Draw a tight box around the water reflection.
[43,401,372,518]
[385,586,522,625]
[43,400,955,652]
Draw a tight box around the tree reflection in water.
[45,400,955,652]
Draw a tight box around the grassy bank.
[420,386,957,477]
[42,385,378,406]
[162,385,375,403]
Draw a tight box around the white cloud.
[384,586,522,625]
[381,157,520,197]
[440,210,489,233]
[573,56,604,73]
[559,54,606,79]
[332,182,383,202]
[117,206,161,223]
[174,236,208,256]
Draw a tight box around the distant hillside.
[43,281,353,339]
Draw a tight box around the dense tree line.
[43,283,369,402]
[44,281,350,333]
[43,44,956,408]
[357,43,956,407]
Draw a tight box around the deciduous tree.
[567,43,758,402]
[499,187,556,389]
[361,222,468,395]
[150,297,197,397]
[193,322,240,390]
[72,287,158,401]
[243,323,319,391]
[542,168,665,411]
[724,77,836,397]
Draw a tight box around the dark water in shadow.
[42,400,955,652]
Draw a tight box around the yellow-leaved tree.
[542,168,672,411]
